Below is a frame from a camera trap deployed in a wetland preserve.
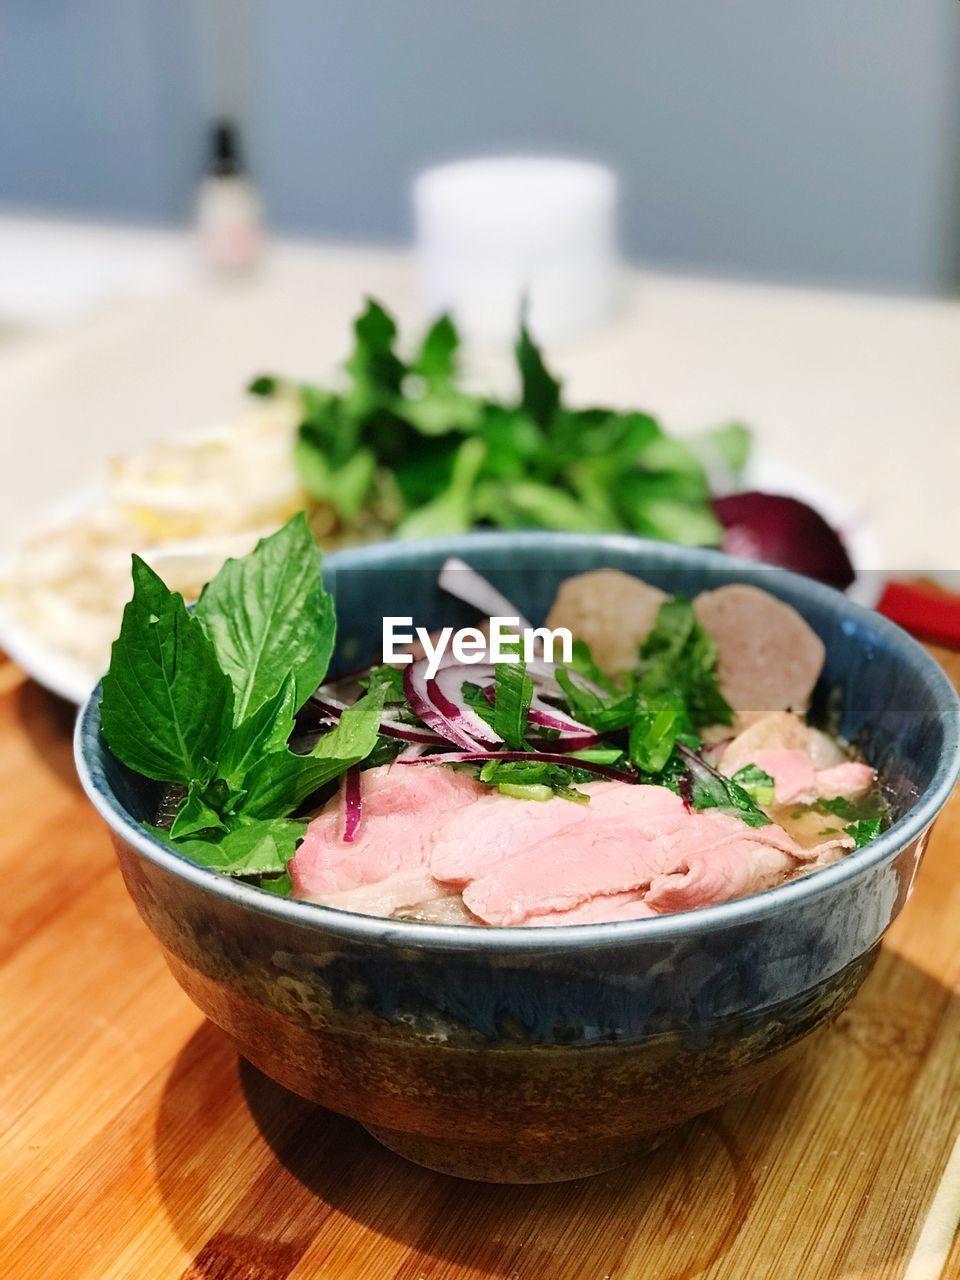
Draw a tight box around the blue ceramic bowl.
[75,533,960,1182]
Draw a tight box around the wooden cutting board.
[0,649,958,1280]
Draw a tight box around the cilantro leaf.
[462,681,498,729]
[294,435,376,520]
[100,556,233,784]
[195,515,335,721]
[394,438,486,539]
[569,639,618,694]
[344,298,406,411]
[846,818,883,849]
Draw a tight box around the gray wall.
[2,1,959,292]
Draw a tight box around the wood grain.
[0,647,957,1280]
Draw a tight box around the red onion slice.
[403,661,484,751]
[342,766,362,842]
[309,692,445,745]
[431,664,502,744]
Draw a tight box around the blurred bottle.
[196,120,264,271]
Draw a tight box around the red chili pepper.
[877,580,960,648]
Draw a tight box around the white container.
[413,156,620,343]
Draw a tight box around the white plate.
[0,462,884,706]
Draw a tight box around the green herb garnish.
[100,515,385,886]
[250,301,751,547]
[730,764,776,809]
[845,818,884,849]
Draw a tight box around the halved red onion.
[713,491,855,590]
[399,749,637,783]
[342,766,362,842]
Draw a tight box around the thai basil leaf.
[195,514,335,721]
[240,677,390,818]
[100,556,233,784]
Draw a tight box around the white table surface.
[0,230,957,572]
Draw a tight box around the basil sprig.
[100,514,385,886]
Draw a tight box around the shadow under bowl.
[75,532,960,1182]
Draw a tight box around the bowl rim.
[74,530,960,951]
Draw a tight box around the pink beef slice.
[431,782,686,888]
[815,762,875,799]
[749,748,817,804]
[525,892,657,927]
[458,786,850,926]
[725,747,874,807]
[455,786,692,926]
[290,765,485,899]
[643,813,850,915]
[429,781,642,885]
[693,584,825,714]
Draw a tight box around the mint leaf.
[100,557,233,784]
[195,514,335,721]
[241,678,389,818]
[149,818,304,876]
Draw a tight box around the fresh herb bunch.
[99,515,390,890]
[250,300,750,546]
